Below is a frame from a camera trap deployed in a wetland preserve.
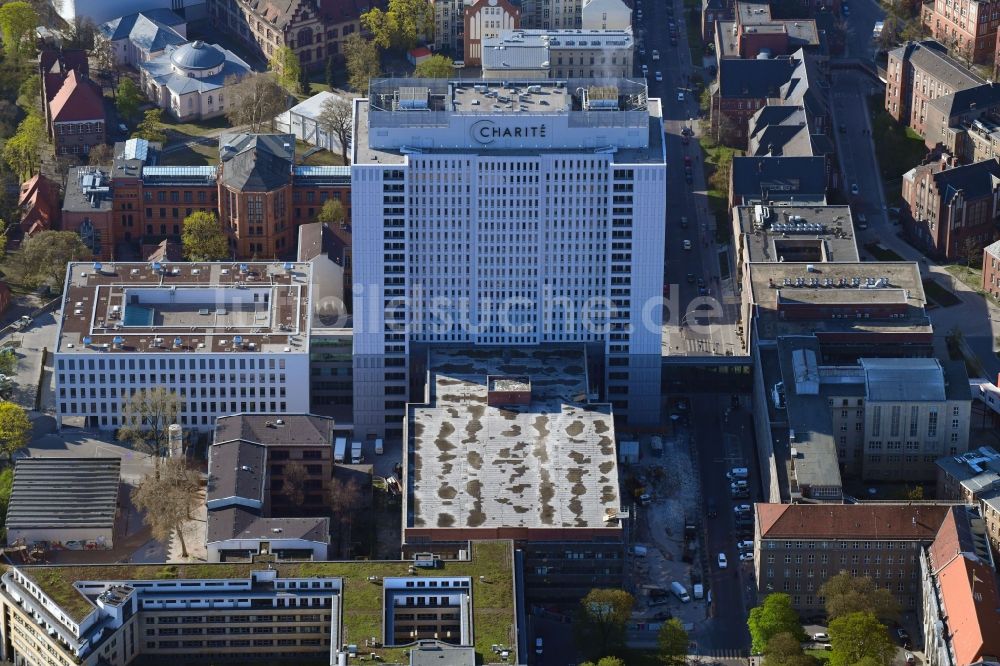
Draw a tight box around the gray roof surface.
[718,56,796,98]
[170,41,225,70]
[207,506,328,544]
[749,124,814,156]
[731,155,827,203]
[62,167,113,213]
[214,413,335,448]
[929,82,1000,117]
[748,104,807,138]
[6,458,120,530]
[934,158,1000,205]
[985,239,1000,260]
[482,34,549,71]
[409,642,477,666]
[139,43,252,97]
[747,261,932,340]
[890,41,984,90]
[99,11,185,53]
[734,204,858,263]
[219,133,295,191]
[861,357,946,401]
[408,347,621,531]
[937,446,1000,495]
[775,338,843,496]
[207,440,266,505]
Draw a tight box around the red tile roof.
[18,174,60,236]
[48,70,105,124]
[928,507,1000,666]
[756,503,952,540]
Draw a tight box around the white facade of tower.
[352,79,666,438]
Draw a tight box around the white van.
[375,438,384,455]
[727,467,749,480]
[670,581,691,603]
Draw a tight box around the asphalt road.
[691,393,755,654]
[637,0,744,358]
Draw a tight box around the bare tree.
[225,73,287,134]
[118,387,181,480]
[91,36,118,95]
[132,458,201,559]
[317,96,353,165]
[281,461,308,506]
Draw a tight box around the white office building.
[54,261,312,431]
[351,78,666,439]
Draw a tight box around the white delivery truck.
[351,441,362,464]
[334,437,347,463]
[375,438,384,455]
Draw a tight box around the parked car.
[733,504,751,514]
[707,499,718,517]
[655,71,663,82]
[683,240,692,250]
[739,552,754,562]
[737,540,754,551]
[717,552,728,569]
[896,628,911,648]
[850,182,859,195]
[686,273,695,283]
[812,632,830,642]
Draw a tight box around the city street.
[691,393,755,654]
[830,70,1000,380]
[637,0,744,358]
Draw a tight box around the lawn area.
[922,278,962,307]
[867,94,929,188]
[160,114,230,139]
[805,648,832,664]
[21,540,518,665]
[158,142,217,166]
[945,264,985,293]
[863,242,904,261]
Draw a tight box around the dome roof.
[170,41,225,70]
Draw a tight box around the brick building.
[921,505,1000,666]
[901,155,1000,260]
[47,70,107,157]
[209,0,363,71]
[17,174,60,238]
[463,0,520,66]
[923,82,1000,159]
[885,41,984,137]
[922,0,1000,66]
[935,445,1000,553]
[66,136,351,260]
[984,239,1000,298]
[207,413,341,561]
[753,502,953,614]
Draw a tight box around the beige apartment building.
[480,28,634,79]
[754,502,953,614]
[0,541,518,666]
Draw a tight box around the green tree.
[16,72,38,111]
[828,612,895,666]
[15,230,91,290]
[317,96,353,165]
[658,617,689,666]
[0,349,17,376]
[132,458,200,558]
[343,34,381,96]
[0,2,38,58]
[298,64,312,95]
[361,0,433,50]
[118,387,181,480]
[116,78,144,123]
[819,572,900,624]
[269,46,302,92]
[3,112,45,179]
[0,401,30,463]
[764,632,817,666]
[747,593,805,654]
[225,73,287,133]
[414,54,454,78]
[133,109,166,144]
[580,659,627,666]
[317,198,346,226]
[181,211,229,261]
[574,588,634,660]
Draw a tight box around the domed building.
[139,40,253,121]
